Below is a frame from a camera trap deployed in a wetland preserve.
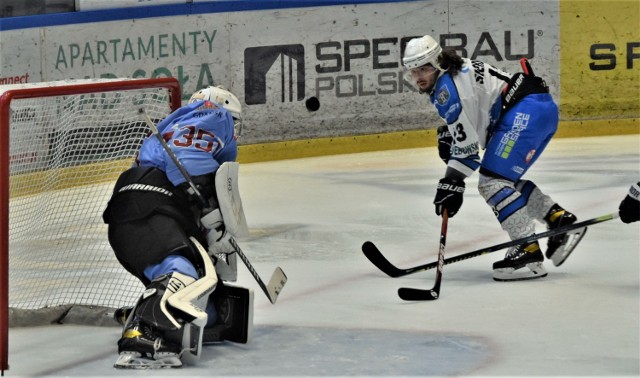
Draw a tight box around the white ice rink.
[7,134,640,377]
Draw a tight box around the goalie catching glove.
[434,177,465,217]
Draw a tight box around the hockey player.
[403,35,580,281]
[103,86,252,368]
[619,182,640,223]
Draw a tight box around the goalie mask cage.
[0,77,182,372]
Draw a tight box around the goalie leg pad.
[115,271,194,369]
[135,272,196,331]
[115,237,217,368]
[166,237,218,365]
[203,283,254,344]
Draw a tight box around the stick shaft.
[364,212,619,278]
[397,210,448,301]
[140,110,207,207]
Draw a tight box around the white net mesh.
[5,80,177,315]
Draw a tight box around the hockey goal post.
[0,77,182,372]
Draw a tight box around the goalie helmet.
[402,35,443,71]
[190,85,242,119]
[189,85,243,136]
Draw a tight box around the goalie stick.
[363,212,619,278]
[139,110,207,208]
[139,109,287,304]
[398,210,448,301]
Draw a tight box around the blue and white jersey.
[430,58,509,178]
[137,100,238,186]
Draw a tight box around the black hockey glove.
[619,182,640,224]
[178,173,218,211]
[436,125,453,164]
[433,177,465,217]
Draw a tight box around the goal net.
[0,77,182,369]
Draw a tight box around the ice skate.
[113,306,133,327]
[493,241,547,281]
[545,205,582,266]
[114,318,183,369]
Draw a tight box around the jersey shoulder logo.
[436,85,450,106]
[432,74,462,124]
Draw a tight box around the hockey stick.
[139,109,287,304]
[363,212,619,278]
[138,109,208,208]
[398,210,448,301]
[228,237,287,304]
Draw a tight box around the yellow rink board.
[237,118,639,163]
[11,117,638,197]
[559,0,640,119]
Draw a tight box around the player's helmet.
[189,85,242,119]
[402,35,443,71]
[190,85,243,136]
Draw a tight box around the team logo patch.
[525,149,536,164]
[436,86,450,106]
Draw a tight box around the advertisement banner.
[559,0,640,119]
[1,1,562,145]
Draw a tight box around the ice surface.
[7,135,640,376]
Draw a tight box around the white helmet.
[189,85,242,119]
[189,85,243,136]
[402,35,443,70]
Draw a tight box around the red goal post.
[0,77,181,372]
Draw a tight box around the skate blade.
[114,352,182,369]
[493,262,547,282]
[550,227,587,267]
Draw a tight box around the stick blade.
[362,241,404,278]
[398,287,439,301]
[266,267,288,304]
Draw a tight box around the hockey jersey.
[137,100,238,186]
[429,58,510,178]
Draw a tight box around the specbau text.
[313,31,538,98]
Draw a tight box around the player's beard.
[416,73,437,95]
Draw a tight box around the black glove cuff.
[437,177,465,193]
[436,125,453,164]
[178,173,218,210]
